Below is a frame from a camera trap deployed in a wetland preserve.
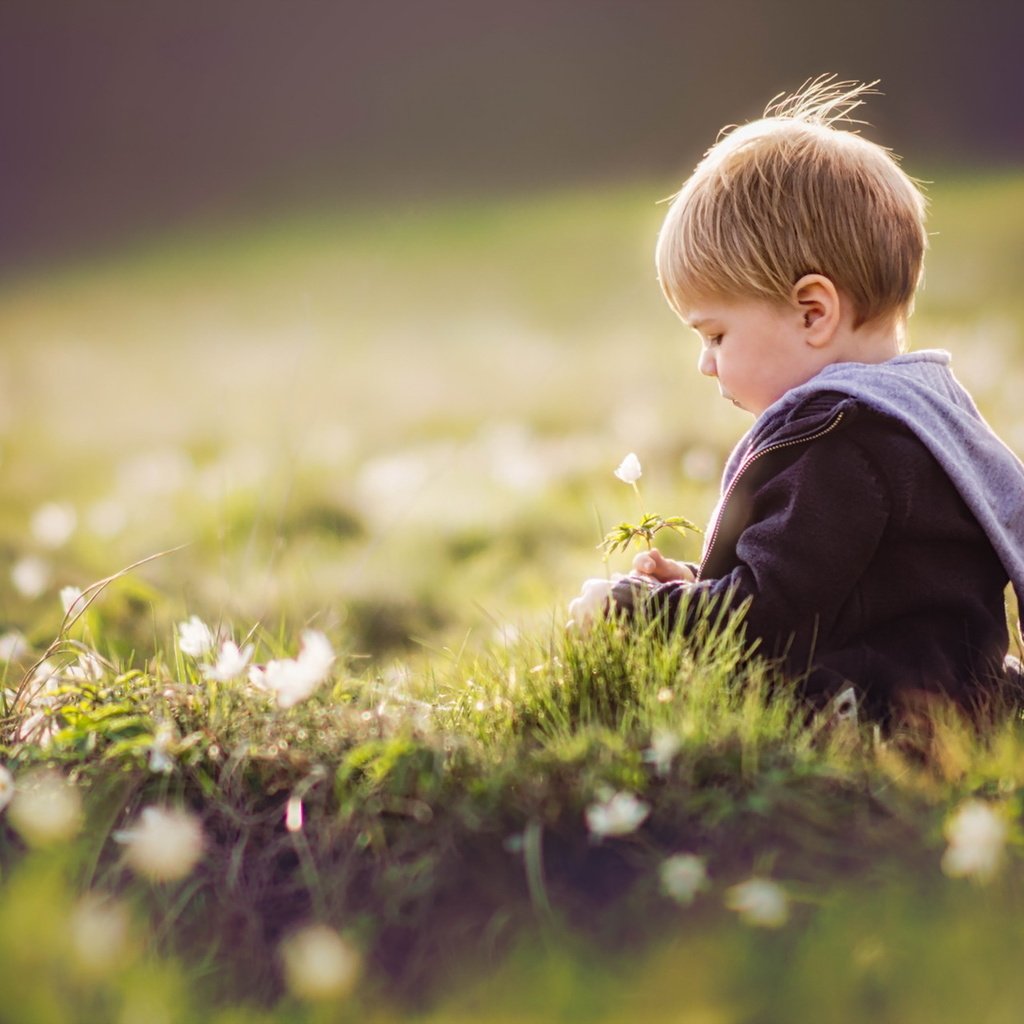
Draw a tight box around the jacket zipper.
[698,410,847,580]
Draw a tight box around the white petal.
[613,452,642,484]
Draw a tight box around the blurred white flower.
[115,806,204,882]
[64,651,105,684]
[7,770,83,847]
[0,630,30,662]
[11,556,51,599]
[279,924,361,1002]
[659,853,709,905]
[585,789,650,838]
[85,497,128,539]
[941,799,1008,883]
[725,878,789,928]
[69,893,132,978]
[31,502,77,548]
[644,726,682,776]
[116,448,191,497]
[147,725,176,774]
[614,452,642,484]
[178,615,215,658]
[0,764,14,812]
[201,640,254,682]
[567,577,614,630]
[285,795,304,833]
[60,585,86,618]
[297,629,335,681]
[249,630,335,709]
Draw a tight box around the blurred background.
[2,0,1023,666]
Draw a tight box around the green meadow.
[2,171,1024,1022]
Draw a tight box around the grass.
[1,170,1024,1021]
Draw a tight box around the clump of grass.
[6,587,1023,1016]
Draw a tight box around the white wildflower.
[297,629,335,681]
[11,556,51,599]
[280,924,361,1002]
[725,878,790,928]
[614,452,643,485]
[60,585,86,618]
[659,853,709,905]
[13,663,62,747]
[114,806,204,882]
[147,724,176,774]
[64,651,105,684]
[285,795,304,833]
[644,726,682,776]
[30,501,77,548]
[178,615,215,658]
[69,893,132,978]
[0,764,14,812]
[7,770,83,847]
[585,789,650,838]
[941,799,1008,883]
[0,631,30,662]
[201,640,254,682]
[249,630,335,709]
[567,577,614,630]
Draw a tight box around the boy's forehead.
[683,295,771,327]
[682,304,726,328]
[680,295,734,327]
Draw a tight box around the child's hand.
[631,548,695,584]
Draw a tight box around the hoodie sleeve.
[641,428,892,671]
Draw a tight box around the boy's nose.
[698,347,717,378]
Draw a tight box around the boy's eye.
[708,334,723,346]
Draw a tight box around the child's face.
[682,294,829,417]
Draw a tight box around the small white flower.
[614,452,643,485]
[64,651,105,684]
[567,577,614,630]
[725,878,789,928]
[279,924,361,1002]
[31,502,77,548]
[941,799,1008,883]
[10,556,51,599]
[0,764,14,812]
[585,789,650,838]
[644,726,682,776]
[297,629,335,682]
[114,806,204,882]
[178,615,215,658]
[0,631,30,662]
[659,853,709,905]
[147,724,176,774]
[285,795,304,833]
[6,770,83,847]
[249,630,335,709]
[60,585,86,617]
[201,640,254,682]
[69,893,132,978]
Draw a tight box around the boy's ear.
[791,274,840,347]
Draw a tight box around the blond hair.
[656,77,928,327]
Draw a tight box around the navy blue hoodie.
[628,352,1024,715]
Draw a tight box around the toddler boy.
[597,78,1024,718]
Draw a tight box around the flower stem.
[631,482,651,549]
